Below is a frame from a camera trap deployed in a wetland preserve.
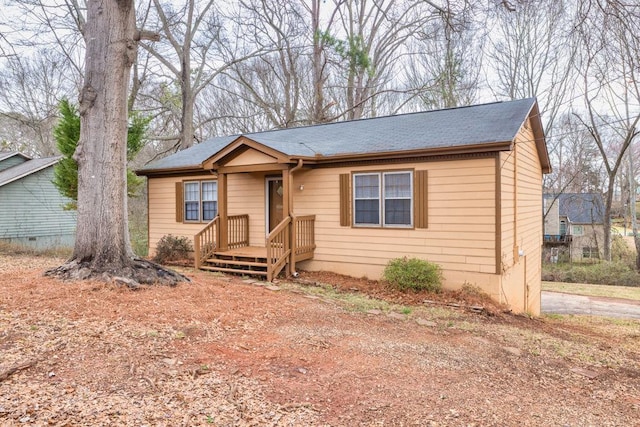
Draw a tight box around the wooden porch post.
[282,168,291,276]
[218,172,228,251]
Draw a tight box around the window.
[354,173,380,225]
[353,171,413,227]
[582,247,599,259]
[201,181,218,221]
[572,225,583,236]
[184,180,217,222]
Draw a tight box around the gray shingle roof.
[0,151,31,162]
[549,193,606,224]
[0,156,61,188]
[139,98,538,172]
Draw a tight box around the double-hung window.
[184,180,218,222]
[201,181,218,221]
[353,171,413,227]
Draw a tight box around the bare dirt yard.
[1,253,639,426]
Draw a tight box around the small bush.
[383,257,442,292]
[153,235,193,264]
[611,234,635,268]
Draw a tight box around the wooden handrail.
[228,214,249,249]
[266,216,291,281]
[194,216,218,269]
[194,214,249,269]
[292,214,316,256]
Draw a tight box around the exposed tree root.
[45,258,190,288]
[0,360,36,383]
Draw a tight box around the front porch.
[188,138,317,280]
[193,213,316,281]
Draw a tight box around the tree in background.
[52,99,148,209]
[571,0,640,262]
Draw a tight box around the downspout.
[290,158,304,174]
[289,159,304,277]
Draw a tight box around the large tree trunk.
[74,0,135,266]
[47,0,185,286]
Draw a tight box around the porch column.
[282,168,291,218]
[218,172,228,251]
[282,168,291,276]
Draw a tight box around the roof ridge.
[238,98,535,139]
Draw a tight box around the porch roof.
[138,98,549,174]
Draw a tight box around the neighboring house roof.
[0,151,31,162]
[0,156,61,188]
[546,193,605,224]
[139,98,549,174]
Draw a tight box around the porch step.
[201,254,269,278]
[200,265,268,276]
[205,258,267,268]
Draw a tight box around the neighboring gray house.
[0,151,76,250]
[543,193,605,262]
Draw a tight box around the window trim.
[352,170,414,228]
[582,246,600,259]
[183,180,218,223]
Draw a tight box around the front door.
[266,177,284,234]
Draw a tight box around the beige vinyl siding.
[499,121,543,314]
[148,172,271,254]
[517,125,543,315]
[294,158,497,279]
[226,149,277,166]
[227,172,266,244]
[148,174,219,255]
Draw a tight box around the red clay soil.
[1,253,639,426]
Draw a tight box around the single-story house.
[138,98,550,314]
[543,193,605,262]
[0,151,76,250]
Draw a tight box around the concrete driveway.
[541,291,640,319]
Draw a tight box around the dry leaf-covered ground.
[1,253,639,426]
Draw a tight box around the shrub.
[153,235,193,264]
[383,257,442,292]
[543,260,640,287]
[611,234,635,268]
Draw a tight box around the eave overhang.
[527,101,551,174]
[137,140,516,177]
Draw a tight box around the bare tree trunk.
[629,152,640,269]
[73,0,136,267]
[311,0,324,123]
[46,0,185,286]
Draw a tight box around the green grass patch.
[542,281,640,301]
[543,261,640,287]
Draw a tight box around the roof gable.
[0,151,32,172]
[546,193,605,224]
[0,156,61,188]
[202,136,291,169]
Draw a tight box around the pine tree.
[52,99,149,209]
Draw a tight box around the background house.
[0,151,76,250]
[543,193,605,262]
[139,98,550,314]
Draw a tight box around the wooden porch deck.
[195,214,315,281]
